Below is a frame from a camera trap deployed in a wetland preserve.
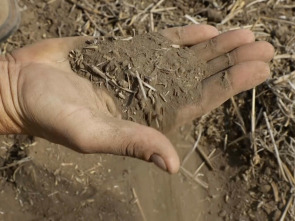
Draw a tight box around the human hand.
[0,25,274,173]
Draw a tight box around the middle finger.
[205,41,274,77]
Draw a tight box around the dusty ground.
[0,0,294,221]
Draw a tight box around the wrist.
[0,54,23,134]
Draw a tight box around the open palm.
[1,25,274,173]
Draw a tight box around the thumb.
[11,36,92,64]
[71,115,180,174]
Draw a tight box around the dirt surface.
[0,0,295,221]
[0,133,229,221]
[70,33,207,131]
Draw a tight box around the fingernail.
[151,154,167,171]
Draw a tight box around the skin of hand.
[0,25,274,173]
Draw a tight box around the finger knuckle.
[219,70,233,92]
[228,51,237,66]
[120,127,154,161]
[175,27,185,44]
[208,38,218,54]
[124,140,137,157]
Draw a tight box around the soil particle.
[259,184,272,193]
[207,9,223,23]
[218,209,226,218]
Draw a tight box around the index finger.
[160,24,219,46]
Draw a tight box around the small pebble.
[259,184,271,193]
[178,67,185,75]
[219,210,227,217]
[264,167,271,176]
[118,80,129,88]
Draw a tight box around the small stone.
[178,67,185,75]
[122,60,129,68]
[118,80,129,88]
[259,184,271,193]
[207,9,223,23]
[264,167,271,176]
[144,76,152,83]
[219,210,227,217]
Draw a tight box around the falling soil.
[70,33,206,131]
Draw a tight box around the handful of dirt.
[69,33,206,131]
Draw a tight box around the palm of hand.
[12,37,122,151]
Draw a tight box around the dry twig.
[182,127,203,166]
[0,157,32,170]
[263,112,288,182]
[131,188,147,221]
[280,195,294,221]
